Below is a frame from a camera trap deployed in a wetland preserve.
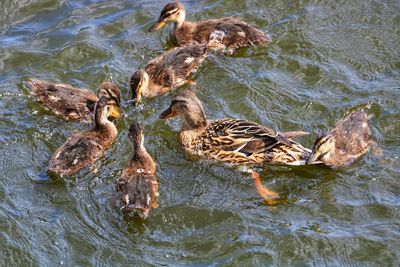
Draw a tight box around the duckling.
[159,89,310,200]
[116,123,159,219]
[131,44,208,106]
[149,1,271,53]
[48,96,118,176]
[307,108,375,168]
[28,78,122,122]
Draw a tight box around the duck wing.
[49,132,104,176]
[28,78,98,121]
[193,17,270,48]
[117,171,159,219]
[200,119,307,165]
[146,45,208,87]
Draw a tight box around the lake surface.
[1,0,399,265]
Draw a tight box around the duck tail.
[248,28,272,45]
[239,21,272,45]
[27,78,50,96]
[281,131,310,139]
[263,32,273,43]
[118,173,158,219]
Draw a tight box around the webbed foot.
[251,172,279,205]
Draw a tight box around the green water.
[1,0,399,265]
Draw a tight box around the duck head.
[130,70,149,107]
[159,88,207,129]
[149,1,186,31]
[97,82,122,119]
[307,134,336,165]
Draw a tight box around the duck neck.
[179,122,206,155]
[174,11,186,29]
[132,141,155,172]
[181,120,207,132]
[181,106,208,131]
[132,136,145,158]
[180,112,207,145]
[95,108,117,139]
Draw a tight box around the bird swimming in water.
[149,1,271,54]
[116,123,159,219]
[130,44,208,106]
[160,88,311,201]
[307,108,376,168]
[48,96,118,176]
[28,79,122,122]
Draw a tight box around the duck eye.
[166,8,178,15]
[161,8,178,20]
[317,152,326,160]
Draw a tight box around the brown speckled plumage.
[160,89,311,167]
[130,44,208,106]
[307,109,373,168]
[116,123,158,219]
[149,2,271,54]
[28,78,121,122]
[48,97,118,176]
[146,45,207,89]
[173,18,271,52]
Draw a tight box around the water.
[1,0,399,265]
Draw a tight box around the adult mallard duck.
[48,96,118,176]
[149,1,271,54]
[130,44,208,106]
[159,89,310,200]
[28,78,122,122]
[307,108,376,168]
[116,123,159,219]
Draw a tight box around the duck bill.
[306,151,321,165]
[149,20,166,32]
[109,105,122,119]
[159,107,177,119]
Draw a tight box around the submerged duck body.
[130,44,208,106]
[117,123,159,219]
[160,89,311,167]
[49,96,118,176]
[149,2,271,53]
[307,109,373,168]
[28,79,121,122]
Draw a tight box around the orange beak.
[149,20,166,32]
[108,104,122,119]
[159,107,177,119]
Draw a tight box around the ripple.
[43,40,112,70]
[1,0,400,265]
